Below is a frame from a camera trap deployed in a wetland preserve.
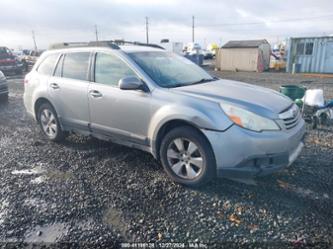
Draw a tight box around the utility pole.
[95,25,99,42]
[145,17,149,44]
[32,30,37,52]
[192,16,195,43]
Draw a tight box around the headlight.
[220,103,280,132]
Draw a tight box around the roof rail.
[87,41,120,49]
[48,41,120,50]
[48,42,90,50]
[48,40,164,50]
[111,40,165,50]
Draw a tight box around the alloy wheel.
[40,109,58,139]
[166,138,204,180]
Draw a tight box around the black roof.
[222,39,269,49]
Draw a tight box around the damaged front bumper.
[202,118,306,179]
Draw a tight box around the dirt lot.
[0,72,332,248]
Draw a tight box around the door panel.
[48,52,91,131]
[89,52,151,144]
[49,77,90,129]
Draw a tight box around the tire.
[37,102,65,142]
[160,126,216,187]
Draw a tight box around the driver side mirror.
[118,76,145,91]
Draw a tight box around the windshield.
[128,51,215,88]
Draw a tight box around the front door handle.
[89,90,103,98]
[50,83,60,89]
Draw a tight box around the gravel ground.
[0,72,332,248]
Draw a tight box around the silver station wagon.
[24,41,305,186]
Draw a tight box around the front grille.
[283,112,301,129]
[279,104,301,130]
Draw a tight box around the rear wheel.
[37,103,65,142]
[160,126,216,187]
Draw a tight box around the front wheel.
[37,103,65,142]
[160,126,216,187]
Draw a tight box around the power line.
[201,14,333,27]
[145,17,149,44]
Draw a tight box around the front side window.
[62,52,90,81]
[37,54,59,76]
[94,53,136,86]
[128,51,214,88]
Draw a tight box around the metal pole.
[192,16,195,43]
[95,25,99,42]
[32,30,37,51]
[145,17,149,44]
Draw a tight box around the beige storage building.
[216,39,271,72]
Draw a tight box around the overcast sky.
[1,0,333,50]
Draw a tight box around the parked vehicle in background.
[12,50,29,72]
[160,39,183,55]
[0,70,8,102]
[24,50,44,68]
[183,42,205,65]
[207,43,219,56]
[12,50,25,58]
[270,53,286,71]
[270,43,286,71]
[183,42,202,56]
[0,47,24,75]
[24,41,306,186]
[202,49,214,59]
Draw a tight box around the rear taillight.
[24,77,29,84]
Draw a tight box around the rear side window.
[94,53,136,86]
[62,52,90,81]
[37,54,59,75]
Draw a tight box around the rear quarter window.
[37,54,59,75]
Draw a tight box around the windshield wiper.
[190,77,217,85]
[166,77,219,88]
[166,83,185,88]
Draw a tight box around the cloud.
[0,0,332,49]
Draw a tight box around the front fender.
[148,103,233,156]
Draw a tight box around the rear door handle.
[89,90,103,98]
[50,83,60,89]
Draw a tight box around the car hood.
[171,79,293,119]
